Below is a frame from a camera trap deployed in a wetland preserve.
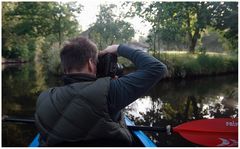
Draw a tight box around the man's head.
[60,37,98,76]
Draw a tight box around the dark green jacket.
[35,77,132,146]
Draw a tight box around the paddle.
[172,118,238,147]
[2,115,238,147]
[2,115,35,123]
[2,115,35,124]
[128,118,238,147]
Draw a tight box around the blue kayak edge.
[29,134,40,147]
[29,116,156,147]
[124,116,156,147]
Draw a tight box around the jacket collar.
[62,73,97,85]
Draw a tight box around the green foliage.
[198,27,234,53]
[44,43,62,75]
[161,103,177,120]
[2,2,82,60]
[127,2,238,53]
[197,54,222,74]
[89,4,135,50]
[211,2,238,50]
[2,34,34,60]
[197,47,207,54]
[4,2,82,37]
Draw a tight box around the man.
[35,37,167,146]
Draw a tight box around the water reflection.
[125,75,238,146]
[2,123,37,147]
[2,62,62,146]
[2,63,39,116]
[2,62,238,147]
[2,62,62,116]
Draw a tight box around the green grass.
[154,51,238,78]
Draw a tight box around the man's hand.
[99,45,119,56]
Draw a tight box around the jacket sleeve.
[108,44,167,114]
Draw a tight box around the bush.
[43,43,62,75]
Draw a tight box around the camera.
[96,53,123,78]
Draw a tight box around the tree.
[89,4,135,50]
[138,2,187,53]
[126,2,237,53]
[2,2,82,60]
[211,2,238,51]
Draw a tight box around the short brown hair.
[60,37,98,73]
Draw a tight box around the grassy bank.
[119,51,238,79]
[45,50,238,79]
[2,57,27,64]
[154,51,238,78]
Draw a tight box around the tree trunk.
[157,33,161,57]
[59,16,62,48]
[189,28,199,53]
[99,38,102,50]
[110,39,114,45]
[186,12,192,53]
[58,3,62,48]
[155,11,161,56]
[184,97,191,120]
[153,31,156,56]
[186,11,200,53]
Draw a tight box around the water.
[125,76,238,146]
[2,63,238,147]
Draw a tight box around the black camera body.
[97,53,123,78]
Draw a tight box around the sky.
[76,0,152,40]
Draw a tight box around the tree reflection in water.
[2,63,62,146]
[2,63,237,147]
[125,76,238,147]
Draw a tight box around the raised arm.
[107,44,167,114]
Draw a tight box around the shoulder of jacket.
[96,77,111,82]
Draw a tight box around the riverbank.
[2,57,27,64]
[38,50,238,79]
[120,51,238,79]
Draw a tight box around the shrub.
[43,43,62,75]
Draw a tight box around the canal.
[2,63,238,146]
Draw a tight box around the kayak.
[28,116,238,147]
[125,116,156,147]
[29,116,156,147]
